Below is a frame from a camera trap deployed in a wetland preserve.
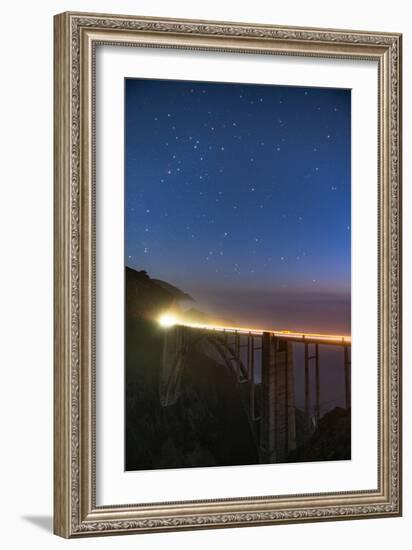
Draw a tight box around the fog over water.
[184,285,351,335]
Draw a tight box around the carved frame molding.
[54,12,402,538]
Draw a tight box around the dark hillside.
[125,267,258,470]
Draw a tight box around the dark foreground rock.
[125,318,259,470]
[286,406,351,463]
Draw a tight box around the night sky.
[125,78,351,334]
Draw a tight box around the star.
[125,79,350,331]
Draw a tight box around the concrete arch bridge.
[159,322,351,463]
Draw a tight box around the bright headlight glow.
[158,313,178,328]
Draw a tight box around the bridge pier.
[159,325,186,406]
[260,333,296,463]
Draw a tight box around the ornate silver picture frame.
[54,11,402,538]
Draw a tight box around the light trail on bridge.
[158,313,351,345]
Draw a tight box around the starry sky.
[125,78,351,334]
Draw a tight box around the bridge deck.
[175,321,351,346]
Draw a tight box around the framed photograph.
[54,12,402,537]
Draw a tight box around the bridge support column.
[159,325,186,406]
[260,333,296,463]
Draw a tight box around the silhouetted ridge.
[126,266,193,321]
[125,266,258,470]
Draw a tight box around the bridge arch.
[159,327,249,408]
